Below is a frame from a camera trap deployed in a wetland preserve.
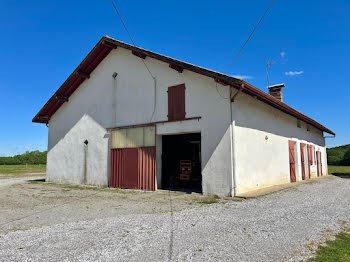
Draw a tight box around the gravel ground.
[0,175,349,261]
[0,175,44,188]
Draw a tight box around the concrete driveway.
[0,175,349,261]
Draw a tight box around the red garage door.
[110,126,156,191]
[110,147,156,190]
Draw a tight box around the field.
[0,164,46,176]
[328,165,350,175]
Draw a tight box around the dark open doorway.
[162,133,202,193]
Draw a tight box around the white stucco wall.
[46,44,328,196]
[47,115,109,186]
[47,47,233,196]
[232,92,327,195]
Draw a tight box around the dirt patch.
[0,178,223,234]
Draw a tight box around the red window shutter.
[307,145,313,164]
[310,145,313,163]
[288,140,296,182]
[168,84,186,121]
[300,143,305,180]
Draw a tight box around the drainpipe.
[112,72,118,126]
[229,82,244,197]
[149,76,157,122]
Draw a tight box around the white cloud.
[280,51,286,59]
[285,71,304,76]
[232,75,253,80]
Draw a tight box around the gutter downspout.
[108,72,118,188]
[229,82,244,197]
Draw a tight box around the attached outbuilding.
[33,36,335,197]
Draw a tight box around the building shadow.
[331,173,350,179]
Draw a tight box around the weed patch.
[309,232,350,261]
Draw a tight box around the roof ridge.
[32,36,334,136]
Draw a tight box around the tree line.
[0,150,47,165]
[0,146,348,166]
[327,144,350,166]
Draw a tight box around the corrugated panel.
[144,126,155,147]
[168,84,186,121]
[110,149,123,188]
[126,127,144,148]
[112,129,127,149]
[138,147,156,191]
[122,148,139,189]
[112,126,155,149]
[110,146,156,191]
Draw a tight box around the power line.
[109,0,155,79]
[225,0,275,73]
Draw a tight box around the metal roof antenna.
[266,61,278,89]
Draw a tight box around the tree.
[341,149,350,166]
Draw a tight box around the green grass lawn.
[328,165,350,175]
[309,232,350,262]
[0,164,46,175]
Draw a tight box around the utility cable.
[225,0,275,73]
[110,0,155,80]
[110,0,157,121]
[215,82,231,100]
[215,0,275,100]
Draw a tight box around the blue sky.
[0,0,349,156]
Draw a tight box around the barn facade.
[33,36,334,197]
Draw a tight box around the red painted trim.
[132,50,147,59]
[215,78,230,86]
[288,140,296,183]
[76,70,90,79]
[101,40,118,49]
[106,116,201,131]
[169,63,183,73]
[55,95,69,102]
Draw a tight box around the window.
[297,119,301,128]
[168,84,186,121]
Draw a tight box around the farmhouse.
[33,36,335,197]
